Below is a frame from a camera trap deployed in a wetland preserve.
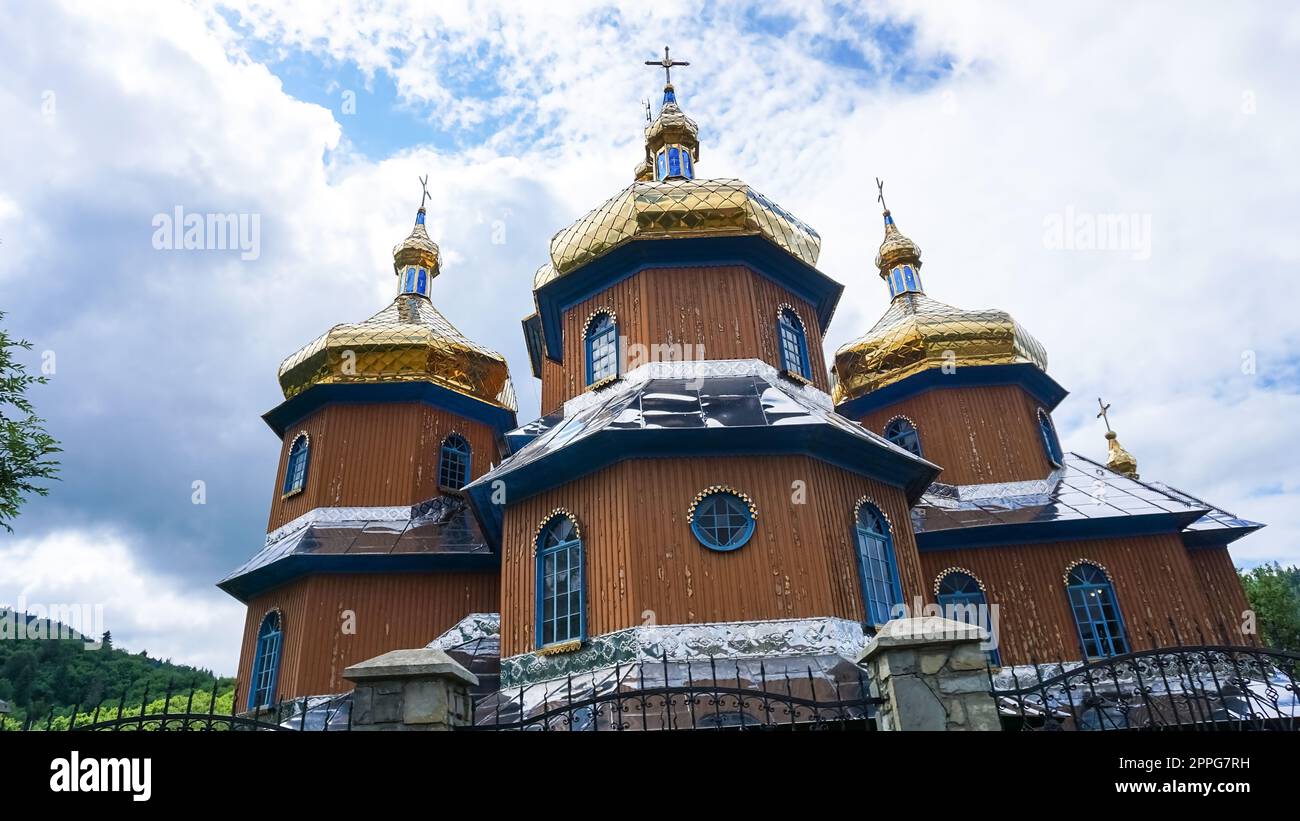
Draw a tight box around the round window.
[690,491,756,551]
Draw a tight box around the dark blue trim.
[522,313,544,379]
[248,611,282,710]
[216,552,500,603]
[915,508,1206,551]
[835,363,1069,420]
[1182,524,1264,548]
[262,381,517,438]
[467,423,941,549]
[690,492,757,551]
[534,235,843,362]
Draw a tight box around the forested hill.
[0,609,233,723]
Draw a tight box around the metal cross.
[1096,397,1113,433]
[645,46,689,85]
[418,174,431,209]
[876,177,889,212]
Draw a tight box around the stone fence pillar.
[342,647,478,731]
[858,617,1001,731]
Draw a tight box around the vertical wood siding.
[854,384,1056,485]
[539,265,830,413]
[235,571,499,702]
[498,455,919,657]
[1186,546,1251,642]
[266,402,500,531]
[918,534,1236,666]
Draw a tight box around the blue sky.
[1,0,1297,674]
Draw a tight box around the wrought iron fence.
[465,653,883,731]
[991,643,1300,731]
[1,680,351,732]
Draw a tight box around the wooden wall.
[1187,546,1251,642]
[540,265,830,414]
[498,455,919,657]
[918,534,1243,666]
[267,402,500,531]
[234,571,499,703]
[854,384,1057,485]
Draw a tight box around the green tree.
[0,311,60,531]
[1240,563,1300,652]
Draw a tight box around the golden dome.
[278,294,516,410]
[393,207,441,275]
[644,84,699,161]
[875,210,922,271]
[537,177,821,288]
[1105,431,1139,479]
[832,293,1048,404]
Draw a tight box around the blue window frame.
[1067,563,1129,658]
[937,572,999,666]
[536,515,585,648]
[854,503,903,625]
[668,146,682,177]
[248,611,283,710]
[282,434,309,496]
[1038,408,1064,467]
[404,267,417,293]
[656,151,667,180]
[417,267,427,294]
[682,150,694,179]
[883,416,923,457]
[438,433,471,490]
[777,308,811,379]
[691,491,756,551]
[585,312,618,385]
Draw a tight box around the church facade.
[218,58,1262,713]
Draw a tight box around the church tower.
[219,188,516,709]
[832,195,1066,485]
[471,52,938,683]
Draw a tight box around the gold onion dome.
[1106,431,1139,479]
[832,207,1047,404]
[277,205,516,411]
[536,56,818,290]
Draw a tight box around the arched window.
[690,490,756,551]
[585,312,618,385]
[536,514,585,648]
[1038,408,1063,467]
[777,308,811,379]
[854,503,903,626]
[248,611,283,710]
[883,416,923,457]
[282,434,310,497]
[1066,563,1129,658]
[936,571,999,666]
[438,433,471,490]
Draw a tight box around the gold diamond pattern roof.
[277,294,517,411]
[538,177,822,288]
[832,293,1048,404]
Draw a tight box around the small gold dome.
[277,295,516,410]
[874,210,922,271]
[1105,431,1139,479]
[633,157,654,182]
[644,84,699,162]
[538,177,821,288]
[832,293,1049,404]
[393,207,441,276]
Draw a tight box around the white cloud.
[0,529,244,674]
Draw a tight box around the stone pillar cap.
[858,617,988,662]
[343,647,478,687]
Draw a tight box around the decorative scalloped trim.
[280,431,310,500]
[687,486,759,523]
[536,639,583,656]
[882,413,921,436]
[585,374,620,392]
[581,307,617,337]
[932,566,987,596]
[852,495,893,531]
[532,508,581,553]
[775,302,807,328]
[259,607,284,629]
[1063,558,1112,586]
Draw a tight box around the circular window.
[690,491,756,551]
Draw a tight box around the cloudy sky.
[1,0,1297,674]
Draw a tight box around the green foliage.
[0,310,61,531]
[1240,563,1300,653]
[0,611,234,727]
[2,686,237,731]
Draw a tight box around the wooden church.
[218,53,1262,713]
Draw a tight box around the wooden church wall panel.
[855,384,1054,485]
[919,534,1226,666]
[539,265,830,412]
[235,571,499,702]
[1187,547,1251,642]
[497,455,920,657]
[266,403,498,531]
